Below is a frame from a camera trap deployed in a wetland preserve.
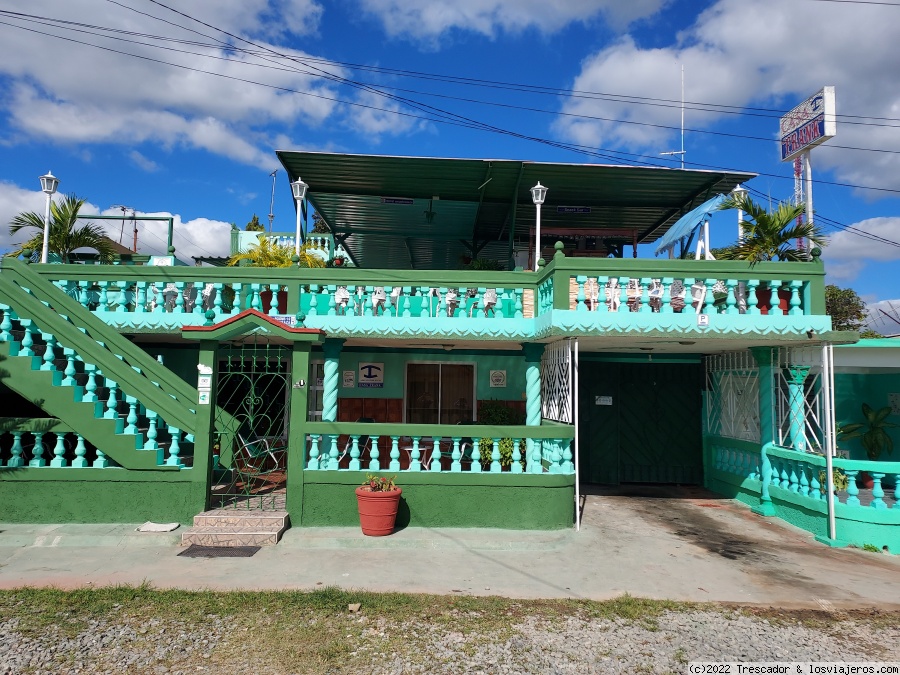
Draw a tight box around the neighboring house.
[1,152,895,552]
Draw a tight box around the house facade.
[1,152,896,550]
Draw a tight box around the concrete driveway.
[1,486,897,608]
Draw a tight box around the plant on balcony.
[355,474,401,536]
[227,235,325,268]
[476,400,525,470]
[838,404,897,461]
[715,192,827,263]
[7,194,115,264]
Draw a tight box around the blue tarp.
[654,194,727,256]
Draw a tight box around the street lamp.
[291,177,309,260]
[530,181,547,271]
[39,170,59,264]
[733,184,748,244]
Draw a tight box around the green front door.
[578,360,703,484]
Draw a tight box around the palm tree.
[715,192,827,263]
[227,234,325,268]
[7,194,115,264]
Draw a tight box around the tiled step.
[181,510,289,547]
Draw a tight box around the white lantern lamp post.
[733,184,748,244]
[291,177,309,260]
[530,181,548,271]
[39,171,60,264]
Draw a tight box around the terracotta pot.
[857,471,875,490]
[259,289,288,315]
[355,487,402,536]
[755,285,791,316]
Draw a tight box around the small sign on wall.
[595,395,613,406]
[358,363,384,388]
[890,393,900,415]
[342,370,355,388]
[489,370,507,388]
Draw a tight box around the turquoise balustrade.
[304,421,574,474]
[0,422,118,469]
[571,275,809,316]
[766,446,900,508]
[0,309,190,469]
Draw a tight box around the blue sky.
[1,0,899,330]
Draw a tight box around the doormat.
[178,545,261,558]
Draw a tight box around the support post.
[750,347,777,517]
[321,338,344,422]
[193,340,219,514]
[286,341,312,522]
[523,342,544,473]
[784,365,810,452]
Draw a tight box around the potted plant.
[838,403,897,489]
[355,474,401,536]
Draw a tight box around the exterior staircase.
[181,509,290,546]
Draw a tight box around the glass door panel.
[407,363,440,423]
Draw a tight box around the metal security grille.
[774,346,827,453]
[212,339,290,509]
[541,339,573,423]
[705,351,761,442]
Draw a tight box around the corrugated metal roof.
[277,151,754,269]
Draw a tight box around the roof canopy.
[277,151,754,270]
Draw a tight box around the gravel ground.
[2,607,898,675]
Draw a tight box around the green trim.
[0,467,192,480]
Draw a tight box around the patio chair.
[605,278,621,312]
[229,433,287,497]
[444,288,460,317]
[669,280,687,313]
[690,282,707,314]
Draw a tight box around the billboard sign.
[780,86,836,162]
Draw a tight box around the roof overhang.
[182,309,325,343]
[277,151,755,270]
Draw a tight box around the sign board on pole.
[780,86,836,162]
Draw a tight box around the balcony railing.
[303,421,575,474]
[19,248,829,337]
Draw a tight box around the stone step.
[181,524,287,547]
[191,510,288,530]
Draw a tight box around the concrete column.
[523,343,545,426]
[784,365,810,452]
[321,338,344,423]
[286,341,312,521]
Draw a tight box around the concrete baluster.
[368,436,380,471]
[471,438,482,474]
[639,277,651,313]
[29,431,46,467]
[72,434,88,468]
[409,437,421,472]
[307,435,320,470]
[512,439,523,474]
[576,276,587,312]
[104,380,119,420]
[389,435,400,471]
[19,319,34,357]
[308,284,319,316]
[429,436,442,472]
[62,348,77,386]
[450,437,461,472]
[845,469,860,506]
[597,277,609,314]
[725,279,738,315]
[789,280,803,316]
[50,432,67,467]
[870,473,886,509]
[165,427,183,467]
[143,410,159,451]
[41,332,56,370]
[7,431,24,467]
[124,395,138,435]
[93,449,109,469]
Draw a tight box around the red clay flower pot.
[355,487,402,536]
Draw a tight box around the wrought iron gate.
[212,340,291,509]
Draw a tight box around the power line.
[5,6,900,128]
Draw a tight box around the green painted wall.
[0,471,203,524]
[139,344,201,387]
[299,471,574,529]
[834,372,900,461]
[315,347,527,403]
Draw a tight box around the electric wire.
[3,4,900,248]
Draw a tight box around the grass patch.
[4,588,899,673]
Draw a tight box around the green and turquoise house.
[1,152,897,551]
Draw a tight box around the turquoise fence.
[304,421,575,474]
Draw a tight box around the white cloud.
[346,89,430,138]
[128,151,159,173]
[0,181,231,260]
[357,0,670,42]
[554,0,900,192]
[0,0,343,169]
[826,217,900,263]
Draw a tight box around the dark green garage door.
[578,360,703,485]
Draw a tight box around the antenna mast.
[660,64,686,169]
[268,169,277,232]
